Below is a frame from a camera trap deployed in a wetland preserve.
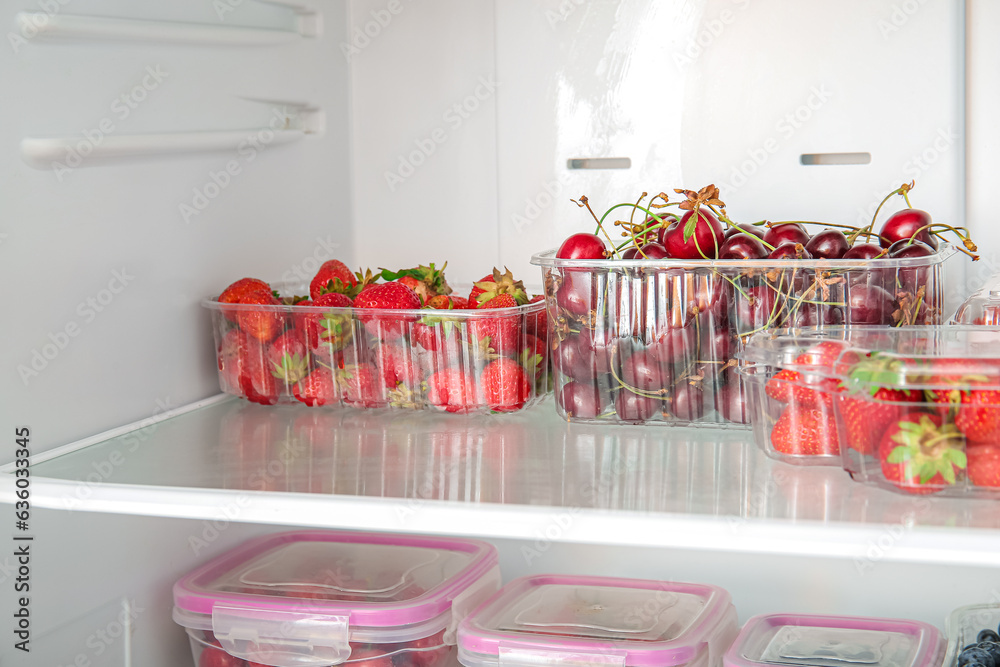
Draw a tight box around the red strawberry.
[968,443,1000,487]
[293,368,338,407]
[338,364,382,407]
[955,388,1000,444]
[309,259,357,299]
[481,358,531,412]
[450,296,471,309]
[519,334,547,381]
[793,340,848,369]
[398,275,426,303]
[266,329,310,384]
[765,369,840,409]
[878,411,967,494]
[838,387,922,455]
[199,643,244,667]
[770,405,840,456]
[469,298,521,356]
[376,344,422,389]
[380,263,452,303]
[353,281,421,340]
[240,344,279,405]
[426,294,471,310]
[218,329,255,394]
[470,267,529,307]
[427,368,478,413]
[525,294,548,343]
[235,289,283,343]
[300,292,354,351]
[218,277,272,321]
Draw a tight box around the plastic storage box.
[172,530,502,667]
[457,574,739,667]
[531,246,954,426]
[944,603,1000,667]
[204,284,550,413]
[740,326,1000,496]
[951,272,1000,324]
[724,613,944,667]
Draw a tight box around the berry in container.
[172,530,502,667]
[724,613,944,667]
[457,574,738,667]
[740,326,1000,497]
[204,277,550,414]
[951,271,1000,325]
[531,244,954,427]
[944,603,1000,667]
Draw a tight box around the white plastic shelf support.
[14,11,317,46]
[20,128,306,169]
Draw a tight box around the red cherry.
[621,350,670,391]
[768,242,812,260]
[614,390,660,422]
[719,233,767,260]
[846,284,895,324]
[670,384,705,421]
[887,239,935,293]
[621,247,639,259]
[804,229,850,259]
[632,242,670,259]
[784,303,845,327]
[648,326,697,368]
[763,223,810,248]
[557,233,609,259]
[878,209,937,249]
[736,285,783,331]
[557,382,605,418]
[843,243,884,260]
[555,272,594,316]
[659,209,725,259]
[724,223,767,240]
[715,381,748,424]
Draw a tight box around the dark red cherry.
[763,223,810,248]
[575,328,617,379]
[878,209,937,250]
[887,239,935,293]
[804,229,850,259]
[621,247,639,259]
[557,382,604,419]
[843,243,884,260]
[557,232,608,259]
[785,303,845,328]
[846,284,895,324]
[887,239,935,258]
[621,350,669,391]
[715,381,748,424]
[648,326,698,367]
[768,242,812,260]
[736,285,783,332]
[719,233,768,260]
[701,328,734,361]
[670,383,705,421]
[555,272,594,316]
[614,390,660,422]
[724,223,767,240]
[659,209,725,259]
[633,242,670,259]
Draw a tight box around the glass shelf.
[4,396,999,566]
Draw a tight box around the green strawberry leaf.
[886,445,912,464]
[941,464,956,485]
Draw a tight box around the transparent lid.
[740,326,1000,393]
[951,273,1000,324]
[725,613,944,667]
[458,574,735,667]
[173,530,500,667]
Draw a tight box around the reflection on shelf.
[23,397,1000,530]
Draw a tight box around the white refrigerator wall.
[2,0,352,459]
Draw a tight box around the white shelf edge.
[15,12,308,45]
[3,475,999,568]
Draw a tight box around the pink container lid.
[173,530,501,667]
[458,574,738,667]
[724,613,945,667]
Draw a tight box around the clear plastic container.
[951,272,1000,324]
[173,530,502,667]
[944,603,1000,667]
[724,613,944,667]
[204,283,550,414]
[740,325,1000,496]
[457,574,739,667]
[531,246,954,427]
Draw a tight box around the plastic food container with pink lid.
[172,530,502,667]
[723,613,944,667]
[457,574,739,667]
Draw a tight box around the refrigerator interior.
[3,0,1000,665]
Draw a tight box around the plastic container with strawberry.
[951,271,1000,325]
[172,530,502,667]
[724,612,945,667]
[533,182,972,427]
[206,261,550,414]
[457,574,739,667]
[740,326,1000,496]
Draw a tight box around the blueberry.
[960,648,996,667]
[981,631,1000,644]
[968,662,989,667]
[978,643,1000,663]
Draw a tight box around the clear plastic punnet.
[204,283,550,414]
[724,613,944,667]
[172,530,501,667]
[951,272,1000,324]
[944,603,1000,667]
[740,326,1000,496]
[457,574,738,667]
[531,246,954,427]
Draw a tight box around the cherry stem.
[580,196,621,258]
[852,184,912,246]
